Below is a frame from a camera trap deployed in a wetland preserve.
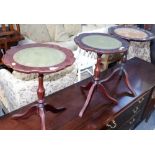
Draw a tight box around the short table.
[2,43,75,129]
[74,33,135,117]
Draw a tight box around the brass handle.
[129,118,136,125]
[138,97,144,103]
[106,120,117,129]
[132,106,139,114]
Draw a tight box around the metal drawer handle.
[132,106,139,114]
[106,120,117,129]
[138,97,144,103]
[129,118,136,125]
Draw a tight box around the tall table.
[74,33,136,117]
[2,43,75,130]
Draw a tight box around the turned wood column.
[37,74,45,104]
[37,74,46,130]
[94,54,102,81]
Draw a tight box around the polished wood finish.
[101,54,136,96]
[0,24,24,50]
[2,44,75,130]
[74,33,129,54]
[0,57,154,130]
[2,43,75,74]
[74,33,132,117]
[0,24,24,64]
[79,53,117,117]
[13,74,66,130]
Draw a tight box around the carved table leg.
[81,81,93,91]
[98,84,117,103]
[79,83,97,117]
[79,54,118,117]
[122,68,136,96]
[79,54,102,117]
[100,53,136,97]
[12,104,38,119]
[120,54,136,96]
[38,103,46,130]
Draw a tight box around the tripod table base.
[12,103,66,130]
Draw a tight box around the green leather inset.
[13,47,66,67]
[82,35,122,49]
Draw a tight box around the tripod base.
[101,67,136,96]
[12,103,66,130]
[80,66,136,117]
[79,81,117,117]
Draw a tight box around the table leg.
[79,54,102,117]
[37,74,66,129]
[80,81,93,91]
[98,84,117,103]
[79,52,136,117]
[123,68,136,96]
[12,104,38,119]
[101,53,136,96]
[38,103,46,130]
[79,54,117,117]
[12,73,66,130]
[79,83,97,117]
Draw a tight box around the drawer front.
[105,91,151,130]
[118,112,142,130]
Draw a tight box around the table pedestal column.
[12,74,66,130]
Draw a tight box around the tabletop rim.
[108,25,155,42]
[2,43,75,74]
[74,32,129,55]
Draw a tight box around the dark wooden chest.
[0,57,155,130]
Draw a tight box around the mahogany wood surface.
[0,57,155,130]
[2,43,75,130]
[74,33,132,117]
[2,43,75,74]
[74,33,129,54]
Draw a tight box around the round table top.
[2,43,75,74]
[108,26,155,41]
[74,33,129,54]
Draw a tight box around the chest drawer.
[118,111,142,130]
[105,90,151,130]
